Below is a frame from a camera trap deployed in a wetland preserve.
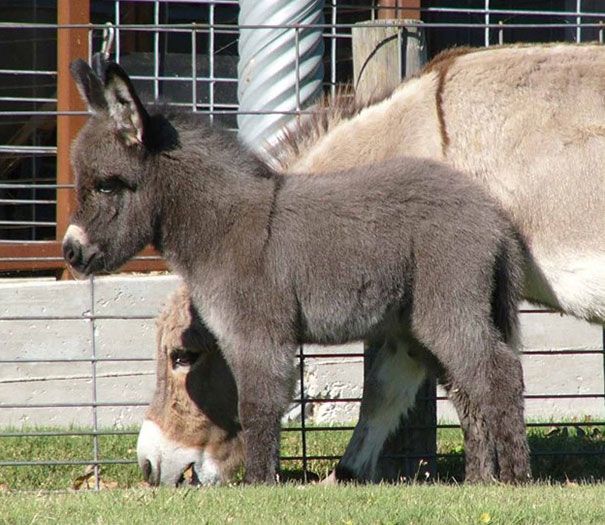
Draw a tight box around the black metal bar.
[298,345,308,482]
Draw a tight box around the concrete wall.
[0,275,603,429]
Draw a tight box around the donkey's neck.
[153,125,278,279]
[283,73,443,174]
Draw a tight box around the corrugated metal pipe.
[237,0,325,152]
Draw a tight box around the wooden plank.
[0,242,64,272]
[0,243,167,273]
[352,20,426,105]
[352,15,436,483]
[377,0,421,20]
[56,0,90,278]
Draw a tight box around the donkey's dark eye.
[170,349,199,369]
[96,177,126,194]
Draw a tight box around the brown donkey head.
[137,286,244,486]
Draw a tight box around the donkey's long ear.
[70,59,108,113]
[91,52,106,81]
[103,62,150,146]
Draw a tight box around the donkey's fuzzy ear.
[103,62,149,146]
[70,58,108,113]
[91,52,106,81]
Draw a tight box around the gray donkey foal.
[63,56,529,483]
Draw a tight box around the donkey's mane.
[269,46,476,171]
[269,85,393,170]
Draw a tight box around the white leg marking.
[339,340,427,481]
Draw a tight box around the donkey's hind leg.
[412,303,529,482]
[423,327,529,483]
[441,376,497,482]
[481,341,529,483]
[335,336,429,482]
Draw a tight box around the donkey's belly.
[522,251,605,324]
[300,296,406,346]
[301,310,387,346]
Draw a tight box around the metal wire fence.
[1,0,605,490]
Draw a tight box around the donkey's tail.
[491,227,526,346]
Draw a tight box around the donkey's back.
[265,157,522,347]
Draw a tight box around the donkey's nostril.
[62,239,82,267]
[142,459,153,483]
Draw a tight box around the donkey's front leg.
[224,342,296,484]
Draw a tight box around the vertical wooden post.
[377,0,420,20]
[352,19,426,105]
[352,6,437,483]
[56,0,89,276]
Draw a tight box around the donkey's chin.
[191,455,223,486]
[65,252,106,280]
[173,460,222,487]
[174,457,224,487]
[87,250,138,276]
[65,264,91,281]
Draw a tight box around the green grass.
[0,427,141,491]
[2,484,605,524]
[1,422,604,491]
[1,423,605,524]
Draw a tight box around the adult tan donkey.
[134,44,605,483]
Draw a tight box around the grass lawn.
[1,484,605,524]
[1,422,605,490]
[1,423,605,524]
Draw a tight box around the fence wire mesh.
[1,0,605,490]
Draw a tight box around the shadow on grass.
[438,424,605,483]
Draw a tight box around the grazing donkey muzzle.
[137,419,223,486]
[137,419,206,486]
